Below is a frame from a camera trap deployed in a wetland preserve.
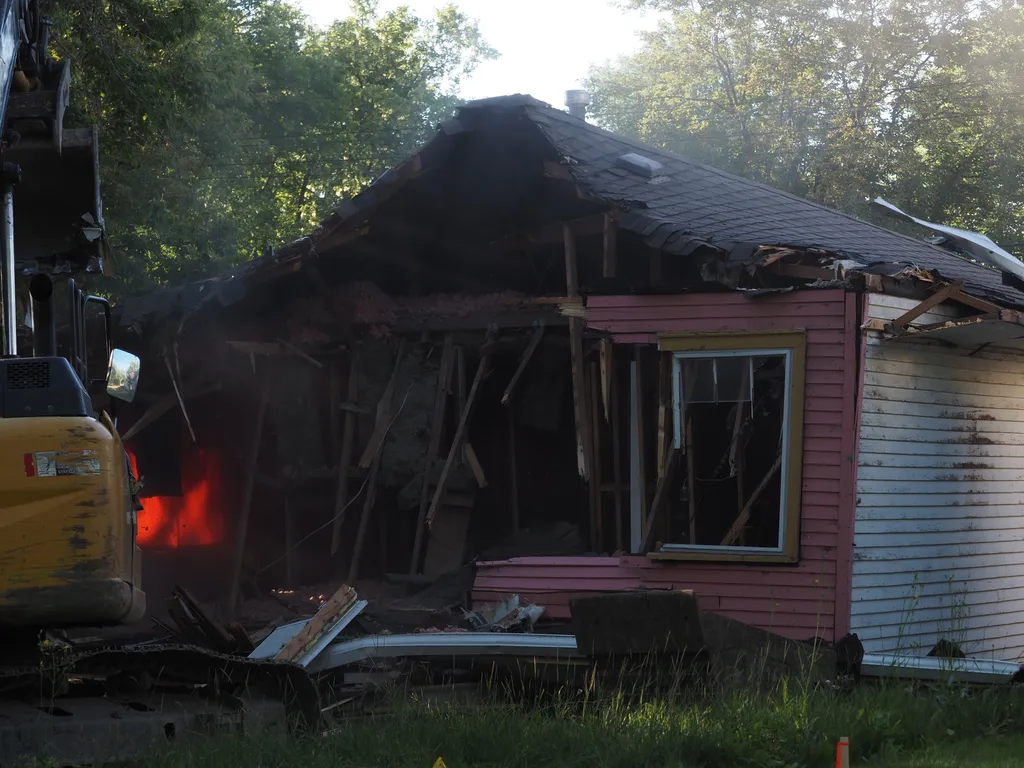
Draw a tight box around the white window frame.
[661,347,794,558]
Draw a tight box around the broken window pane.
[669,350,789,551]
[683,358,715,403]
[714,356,750,403]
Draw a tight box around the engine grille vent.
[7,361,51,390]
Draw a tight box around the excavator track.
[0,643,320,766]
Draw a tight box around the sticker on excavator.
[24,450,101,477]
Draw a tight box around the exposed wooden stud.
[121,382,221,443]
[635,347,648,531]
[599,339,612,422]
[721,454,783,546]
[602,213,617,278]
[610,349,623,552]
[730,367,749,547]
[642,444,678,552]
[508,407,520,532]
[358,338,407,468]
[570,318,591,480]
[331,346,361,557]
[949,289,1000,314]
[164,350,196,443]
[656,352,672,478]
[229,381,270,614]
[348,446,383,583]
[410,336,455,574]
[564,223,579,297]
[589,361,604,550]
[464,443,488,488]
[426,352,490,529]
[564,223,591,480]
[276,337,324,368]
[685,414,696,544]
[888,280,963,333]
[501,326,545,405]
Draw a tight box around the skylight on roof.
[616,152,664,178]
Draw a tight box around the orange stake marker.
[836,737,850,768]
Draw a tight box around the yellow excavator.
[0,3,315,763]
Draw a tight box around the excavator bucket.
[5,129,104,278]
[1,0,104,281]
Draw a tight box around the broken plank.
[599,339,612,422]
[656,352,671,479]
[634,347,649,531]
[358,338,407,468]
[889,280,963,333]
[348,448,383,583]
[610,353,623,552]
[426,353,490,529]
[331,346,361,558]
[564,223,579,297]
[464,442,488,488]
[229,381,270,614]
[410,335,455,573]
[276,584,356,663]
[642,444,679,552]
[569,317,591,481]
[120,381,221,443]
[589,361,604,550]
[501,326,544,405]
[720,454,783,546]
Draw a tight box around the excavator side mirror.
[106,348,140,403]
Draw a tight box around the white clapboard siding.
[851,293,1024,660]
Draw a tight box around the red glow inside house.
[128,447,225,549]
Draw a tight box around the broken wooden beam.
[426,352,490,529]
[410,335,455,573]
[228,381,270,614]
[889,280,963,333]
[501,325,544,405]
[348,448,383,583]
[121,381,222,443]
[358,339,406,468]
[720,454,783,546]
[464,442,488,488]
[642,444,678,552]
[589,360,604,549]
[610,351,623,552]
[599,339,612,422]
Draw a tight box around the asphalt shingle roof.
[460,95,1024,308]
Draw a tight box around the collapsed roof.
[120,93,1024,330]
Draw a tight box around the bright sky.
[296,0,665,109]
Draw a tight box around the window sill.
[647,548,799,565]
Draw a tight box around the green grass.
[136,680,1024,768]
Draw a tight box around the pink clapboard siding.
[473,290,859,642]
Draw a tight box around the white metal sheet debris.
[304,631,579,674]
[861,653,1021,684]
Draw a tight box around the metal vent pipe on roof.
[565,89,591,120]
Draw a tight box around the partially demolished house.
[117,94,1024,663]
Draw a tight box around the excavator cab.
[0,0,146,629]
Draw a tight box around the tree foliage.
[588,0,1024,247]
[43,0,494,295]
